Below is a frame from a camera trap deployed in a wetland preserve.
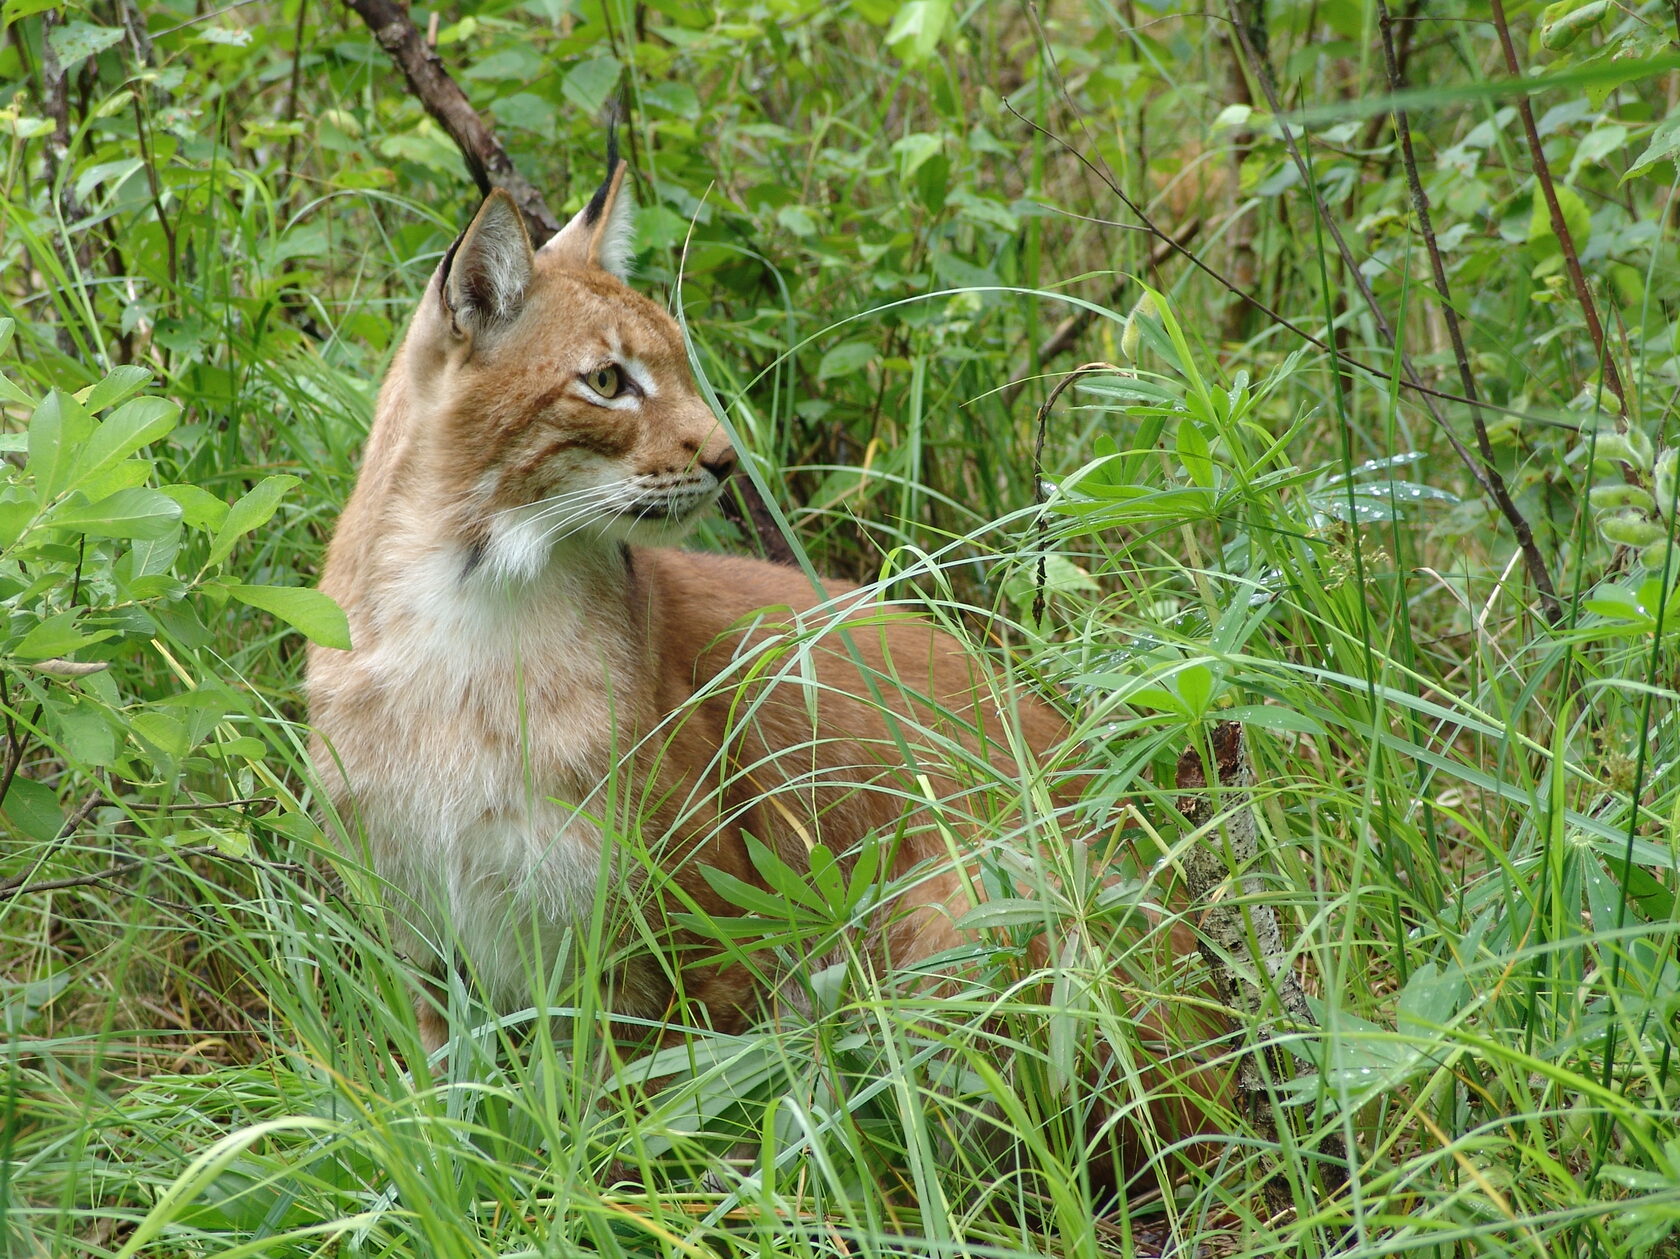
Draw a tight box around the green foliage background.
[2,1,1679,1256]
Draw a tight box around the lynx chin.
[306,154,1220,1190]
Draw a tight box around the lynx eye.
[583,364,624,399]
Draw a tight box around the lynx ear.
[441,190,534,333]
[538,160,634,279]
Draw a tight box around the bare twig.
[279,0,309,190]
[1031,362,1120,625]
[339,0,562,242]
[1223,3,1563,625]
[998,98,1526,425]
[1488,0,1628,419]
[999,220,1200,412]
[1377,0,1563,624]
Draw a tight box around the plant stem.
[1226,0,1563,625]
[1487,0,1628,420]
[1377,0,1563,625]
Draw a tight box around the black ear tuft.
[583,126,621,227]
[437,228,467,313]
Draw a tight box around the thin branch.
[1032,361,1120,625]
[999,219,1200,413]
[339,0,562,242]
[1222,3,1563,625]
[1377,1,1563,624]
[1488,0,1628,419]
[279,0,309,191]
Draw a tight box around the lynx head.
[392,161,737,584]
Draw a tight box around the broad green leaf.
[0,369,32,407]
[71,396,179,493]
[129,710,191,759]
[50,487,182,540]
[74,459,152,505]
[49,696,119,766]
[1527,182,1591,254]
[0,487,37,548]
[1625,113,1680,182]
[10,609,110,661]
[47,20,122,70]
[0,316,13,356]
[29,391,93,504]
[562,56,622,116]
[1539,0,1608,50]
[225,584,350,649]
[206,475,299,568]
[77,365,152,413]
[886,0,950,64]
[817,341,878,381]
[891,132,942,180]
[2,776,63,841]
[160,484,230,532]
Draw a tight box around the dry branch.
[1488,0,1628,419]
[341,0,561,242]
[1376,0,1562,624]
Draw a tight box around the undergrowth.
[3,2,1679,1257]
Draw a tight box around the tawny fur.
[307,171,1222,1183]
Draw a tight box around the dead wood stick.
[340,0,561,242]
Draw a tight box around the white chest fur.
[320,548,637,1010]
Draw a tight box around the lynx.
[306,158,1217,1187]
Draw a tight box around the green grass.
[4,2,1680,1256]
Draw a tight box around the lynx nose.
[684,424,737,483]
[700,444,737,482]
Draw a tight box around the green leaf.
[2,776,63,842]
[891,132,942,180]
[1177,419,1214,487]
[160,484,230,532]
[70,396,180,492]
[77,365,152,413]
[50,488,182,540]
[225,584,350,649]
[1539,0,1608,50]
[886,0,951,64]
[0,368,32,408]
[205,475,299,568]
[10,609,109,661]
[1220,705,1327,735]
[817,341,879,382]
[29,391,93,504]
[1527,182,1591,255]
[1625,114,1680,182]
[562,56,622,116]
[46,20,122,71]
[50,696,119,766]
